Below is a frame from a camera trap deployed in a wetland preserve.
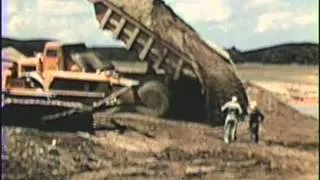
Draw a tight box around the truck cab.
[41,41,86,72]
[42,42,63,72]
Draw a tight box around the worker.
[221,96,243,144]
[247,101,265,144]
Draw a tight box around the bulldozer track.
[41,86,131,122]
[2,86,132,122]
[3,97,84,109]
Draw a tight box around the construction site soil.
[2,83,318,180]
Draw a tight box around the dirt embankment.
[237,63,319,119]
[3,82,318,180]
[245,82,318,146]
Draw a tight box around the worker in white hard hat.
[221,96,243,144]
[247,101,265,144]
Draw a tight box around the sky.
[1,0,319,51]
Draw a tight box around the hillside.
[2,37,53,56]
[2,37,138,61]
[227,43,319,65]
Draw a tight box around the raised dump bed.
[88,0,249,124]
[90,0,204,85]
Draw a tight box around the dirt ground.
[3,116,318,179]
[1,62,318,180]
[2,64,319,180]
[3,90,318,180]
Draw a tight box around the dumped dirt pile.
[245,82,319,147]
[104,0,248,123]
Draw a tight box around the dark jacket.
[249,109,264,126]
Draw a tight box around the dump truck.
[88,0,209,120]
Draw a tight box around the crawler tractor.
[2,41,173,123]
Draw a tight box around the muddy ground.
[2,84,318,179]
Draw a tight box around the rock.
[51,139,57,147]
[22,152,28,159]
[77,132,91,140]
[29,141,34,147]
[52,169,59,175]
[39,148,44,154]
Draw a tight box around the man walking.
[248,101,265,144]
[221,96,243,144]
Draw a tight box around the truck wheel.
[135,81,170,117]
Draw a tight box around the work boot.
[233,135,237,142]
[224,131,230,144]
[251,134,258,144]
[224,137,230,144]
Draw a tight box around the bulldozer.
[1,41,141,122]
[2,38,176,123]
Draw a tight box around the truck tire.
[135,81,170,117]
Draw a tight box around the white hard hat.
[231,96,238,102]
[250,101,257,109]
